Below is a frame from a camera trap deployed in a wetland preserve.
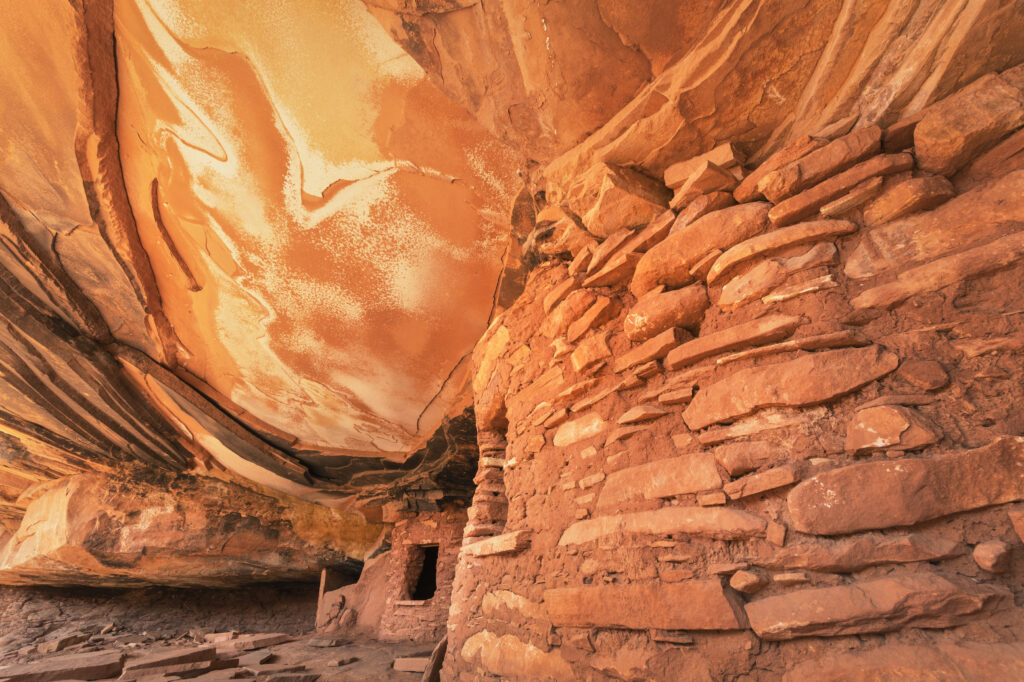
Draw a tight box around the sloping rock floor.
[0,586,427,681]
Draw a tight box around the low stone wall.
[444,64,1024,680]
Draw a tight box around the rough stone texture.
[683,346,899,430]
[746,573,1010,640]
[0,473,377,587]
[915,72,1024,175]
[624,285,709,341]
[788,437,1024,535]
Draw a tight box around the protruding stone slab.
[570,332,611,373]
[631,203,771,295]
[851,229,1024,310]
[670,161,738,209]
[614,328,687,373]
[819,176,883,216]
[618,405,669,425]
[671,192,736,234]
[683,346,898,430]
[714,441,786,476]
[567,297,615,343]
[757,126,882,202]
[665,143,744,188]
[769,153,914,226]
[783,641,1024,682]
[862,175,955,225]
[582,165,671,238]
[734,136,829,203]
[624,284,708,341]
[915,72,1024,176]
[718,243,837,310]
[746,573,1009,640]
[596,453,722,511]
[463,531,531,557]
[664,314,803,371]
[707,219,856,285]
[544,581,745,631]
[846,170,1024,280]
[787,437,1024,535]
[543,276,580,314]
[758,533,964,573]
[559,507,766,545]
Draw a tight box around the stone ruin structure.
[3,0,1024,680]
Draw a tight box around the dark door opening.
[410,545,439,600]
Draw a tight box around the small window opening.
[409,545,439,600]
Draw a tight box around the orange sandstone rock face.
[0,473,381,588]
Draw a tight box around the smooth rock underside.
[3,0,1024,680]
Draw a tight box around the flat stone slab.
[683,346,898,430]
[0,650,125,682]
[746,573,1010,640]
[544,580,746,631]
[788,436,1024,535]
[596,453,722,511]
[558,506,766,545]
[757,533,965,573]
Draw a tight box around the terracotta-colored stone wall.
[378,509,467,644]
[445,64,1024,680]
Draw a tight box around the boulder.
[558,507,767,546]
[757,126,882,202]
[624,284,709,341]
[582,165,671,238]
[788,437,1024,535]
[768,153,915,226]
[915,72,1024,175]
[862,175,955,225]
[973,541,1012,573]
[664,314,804,371]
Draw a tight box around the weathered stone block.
[683,346,898,430]
[544,581,746,631]
[788,437,1024,535]
[746,573,1009,640]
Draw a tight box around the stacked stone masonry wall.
[445,64,1024,680]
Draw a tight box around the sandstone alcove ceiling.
[3,1,1024,677]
